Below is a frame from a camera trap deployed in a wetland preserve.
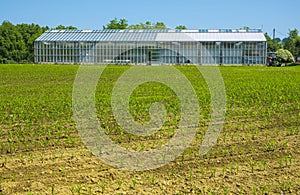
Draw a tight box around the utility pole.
[273,28,276,52]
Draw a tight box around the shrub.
[276,49,295,63]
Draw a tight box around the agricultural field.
[0,64,299,194]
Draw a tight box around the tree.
[103,18,128,30]
[128,21,168,30]
[284,29,298,56]
[242,26,250,30]
[54,25,77,30]
[0,21,48,63]
[276,49,294,64]
[295,36,300,57]
[265,33,281,52]
[128,22,148,29]
[288,29,298,39]
[16,23,48,62]
[154,22,167,29]
[0,21,26,63]
[175,25,187,30]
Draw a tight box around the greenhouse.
[34,29,267,65]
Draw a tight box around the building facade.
[34,29,267,65]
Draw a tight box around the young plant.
[51,185,55,195]
[117,180,123,189]
[222,166,226,176]
[88,186,92,195]
[223,188,229,195]
[280,180,291,192]
[132,176,137,188]
[77,185,82,195]
[278,158,284,168]
[259,159,267,171]
[189,168,193,181]
[69,186,75,195]
[99,180,105,193]
[249,160,256,173]
[252,187,257,195]
[229,164,234,174]
[148,175,155,185]
[213,167,217,177]
[259,184,270,194]
[236,164,239,174]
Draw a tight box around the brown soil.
[0,126,299,195]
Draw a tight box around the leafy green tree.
[128,21,167,30]
[265,33,282,52]
[145,21,152,27]
[295,36,300,57]
[103,18,128,29]
[54,25,77,30]
[288,29,298,39]
[0,21,26,63]
[276,49,294,63]
[128,22,147,29]
[0,21,48,63]
[154,22,167,29]
[0,54,3,63]
[242,26,250,30]
[175,25,187,30]
[0,21,78,64]
[284,29,298,56]
[16,23,48,62]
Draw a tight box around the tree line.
[0,21,77,64]
[0,19,185,64]
[102,18,187,30]
[0,19,299,64]
[265,29,300,60]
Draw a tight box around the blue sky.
[0,0,299,38]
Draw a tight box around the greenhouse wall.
[34,29,267,65]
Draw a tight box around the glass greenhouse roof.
[36,29,266,42]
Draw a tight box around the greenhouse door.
[148,49,161,65]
